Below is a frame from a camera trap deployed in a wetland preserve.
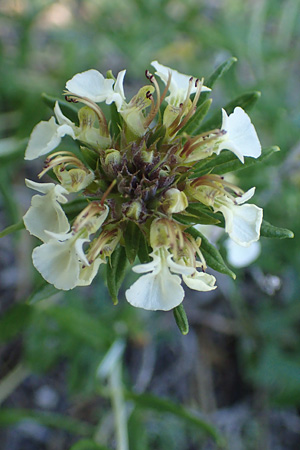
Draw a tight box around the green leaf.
[206,56,238,89]
[0,304,32,342]
[0,137,28,162]
[173,304,189,335]
[45,305,113,349]
[80,146,99,170]
[0,408,94,437]
[42,93,79,123]
[177,206,220,225]
[260,220,294,239]
[191,146,279,178]
[63,198,89,221]
[147,124,166,148]
[106,245,130,304]
[125,391,226,447]
[186,227,236,279]
[198,91,261,133]
[124,222,141,264]
[109,102,122,139]
[179,99,212,136]
[70,440,110,450]
[26,281,62,305]
[137,234,152,263]
[0,220,24,238]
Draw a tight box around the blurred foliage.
[0,0,300,449]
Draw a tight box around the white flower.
[125,247,216,311]
[224,238,261,268]
[214,187,263,246]
[65,69,126,111]
[25,102,76,160]
[151,60,210,107]
[32,231,90,290]
[23,179,69,242]
[216,107,261,163]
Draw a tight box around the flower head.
[23,61,268,328]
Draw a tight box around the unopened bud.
[123,200,143,221]
[105,149,121,166]
[162,188,188,214]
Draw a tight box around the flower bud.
[104,149,121,166]
[162,188,188,214]
[123,200,143,221]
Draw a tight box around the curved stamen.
[64,91,109,136]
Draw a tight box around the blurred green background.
[0,0,300,449]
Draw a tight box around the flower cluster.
[24,61,263,314]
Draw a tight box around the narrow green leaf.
[0,304,32,342]
[198,91,261,133]
[0,220,24,238]
[125,391,225,447]
[206,56,238,89]
[178,206,220,225]
[45,305,113,349]
[191,146,279,178]
[186,227,236,279]
[106,245,129,304]
[137,234,152,263]
[179,99,212,136]
[109,102,122,139]
[173,304,189,335]
[70,440,110,450]
[147,124,166,148]
[80,146,99,170]
[0,408,94,437]
[124,222,141,264]
[42,93,79,123]
[26,281,62,305]
[260,220,294,239]
[62,198,89,220]
[0,137,28,162]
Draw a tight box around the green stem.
[109,362,129,450]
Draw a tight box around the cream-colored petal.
[106,70,126,111]
[225,239,261,268]
[77,258,104,286]
[25,118,61,160]
[66,69,114,103]
[167,254,195,276]
[32,238,80,290]
[151,61,210,106]
[219,203,263,246]
[54,101,74,127]
[125,264,184,311]
[217,107,261,162]
[183,271,217,291]
[25,179,69,202]
[23,194,70,242]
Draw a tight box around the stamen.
[72,201,105,233]
[144,73,162,129]
[172,78,204,134]
[100,179,117,205]
[38,153,86,178]
[169,77,194,134]
[63,91,109,136]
